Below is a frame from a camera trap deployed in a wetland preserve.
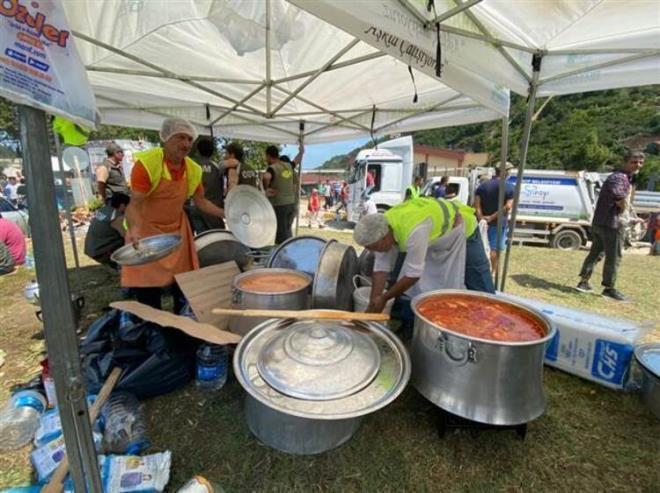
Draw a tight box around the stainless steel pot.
[312,240,358,311]
[634,343,660,420]
[234,318,410,455]
[229,268,311,336]
[411,290,556,426]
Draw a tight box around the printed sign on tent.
[0,0,96,128]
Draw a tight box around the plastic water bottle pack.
[196,344,228,391]
[0,390,47,450]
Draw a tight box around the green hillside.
[317,86,660,189]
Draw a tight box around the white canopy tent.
[293,0,659,288]
[11,2,658,491]
[61,0,510,144]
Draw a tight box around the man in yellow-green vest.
[353,197,493,332]
[404,175,424,200]
[122,118,225,312]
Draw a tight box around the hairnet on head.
[353,213,389,247]
[159,118,198,143]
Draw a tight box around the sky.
[281,137,369,170]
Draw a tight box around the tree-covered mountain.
[316,86,660,189]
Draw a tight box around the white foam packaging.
[498,293,647,390]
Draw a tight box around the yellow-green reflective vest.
[134,148,203,198]
[52,116,90,146]
[405,184,421,200]
[384,198,477,252]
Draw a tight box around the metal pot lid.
[267,235,327,280]
[225,185,276,248]
[256,320,381,401]
[234,318,411,420]
[312,240,358,311]
[635,343,660,376]
[111,234,182,266]
[194,231,251,270]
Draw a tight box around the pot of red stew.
[411,290,555,426]
[229,269,312,336]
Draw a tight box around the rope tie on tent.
[427,0,443,77]
[407,66,419,103]
[370,106,377,149]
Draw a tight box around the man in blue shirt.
[474,164,514,276]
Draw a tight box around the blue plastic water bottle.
[196,344,228,391]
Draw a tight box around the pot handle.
[437,333,477,366]
[352,274,371,290]
[231,288,242,306]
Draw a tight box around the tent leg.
[19,106,102,493]
[294,122,305,236]
[500,54,543,292]
[52,129,82,281]
[494,116,509,291]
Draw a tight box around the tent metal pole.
[539,50,660,85]
[294,122,305,236]
[265,0,272,117]
[455,0,532,83]
[211,83,266,124]
[547,48,659,55]
[439,25,538,54]
[274,86,372,132]
[494,115,509,291]
[19,105,102,493]
[52,130,82,281]
[426,0,483,26]
[273,51,387,84]
[303,109,375,137]
[270,38,360,116]
[373,94,463,133]
[500,54,543,292]
[73,31,263,115]
[85,66,263,84]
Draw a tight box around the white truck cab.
[347,136,415,222]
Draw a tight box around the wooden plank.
[175,261,240,329]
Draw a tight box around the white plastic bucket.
[352,276,394,315]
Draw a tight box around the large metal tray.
[267,235,327,280]
[225,185,277,248]
[111,234,182,266]
[312,240,358,311]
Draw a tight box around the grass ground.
[0,232,658,492]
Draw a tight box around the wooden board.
[175,261,240,330]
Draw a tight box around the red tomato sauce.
[417,295,545,342]
[238,272,309,293]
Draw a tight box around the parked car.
[0,196,29,235]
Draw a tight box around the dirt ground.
[0,232,658,491]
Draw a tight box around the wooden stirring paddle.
[212,307,390,322]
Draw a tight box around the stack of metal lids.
[193,229,251,270]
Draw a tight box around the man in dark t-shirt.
[576,151,645,301]
[474,164,514,276]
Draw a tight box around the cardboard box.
[499,293,644,390]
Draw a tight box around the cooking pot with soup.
[229,269,312,336]
[411,290,556,426]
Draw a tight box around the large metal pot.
[312,240,358,311]
[229,268,311,336]
[411,290,556,426]
[634,343,660,420]
[234,318,410,455]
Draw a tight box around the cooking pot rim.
[233,268,312,295]
[634,343,660,380]
[233,317,411,420]
[411,289,556,347]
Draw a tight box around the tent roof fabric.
[62,0,509,144]
[296,0,659,99]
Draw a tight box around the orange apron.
[121,163,199,288]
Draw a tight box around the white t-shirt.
[363,198,378,216]
[373,218,433,279]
